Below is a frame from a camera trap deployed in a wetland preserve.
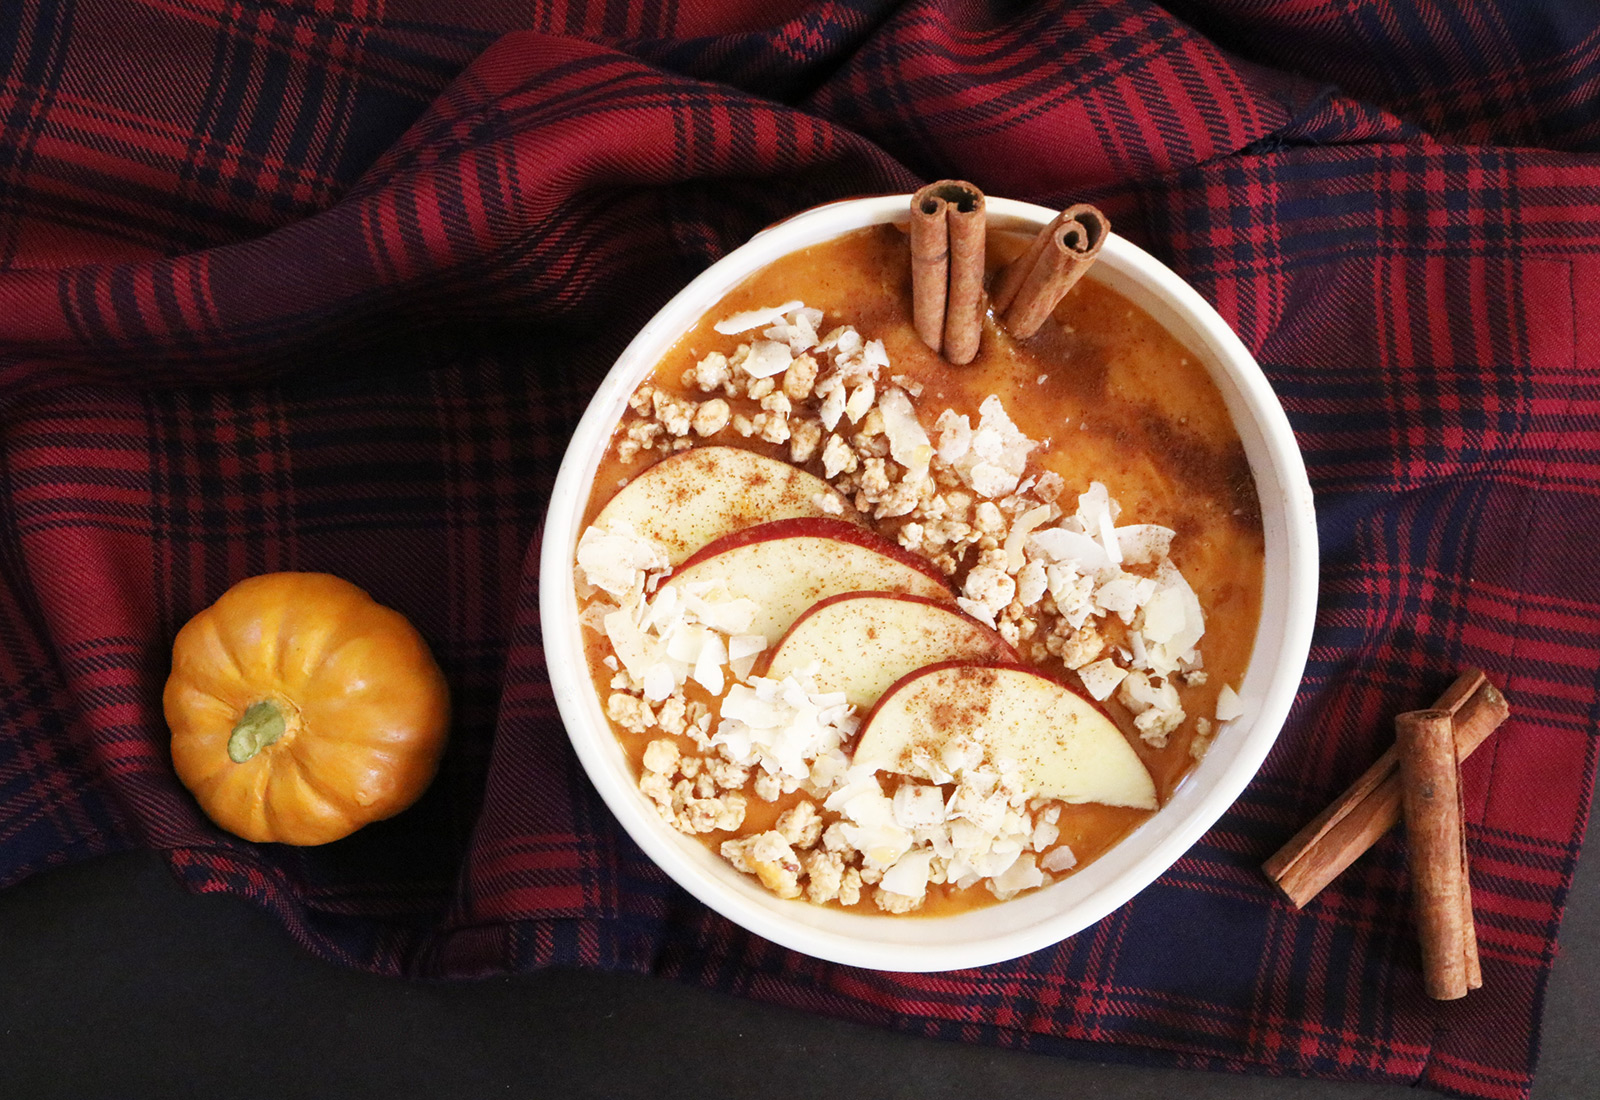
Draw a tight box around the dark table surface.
[1,804,1594,1100]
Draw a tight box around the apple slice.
[592,446,857,564]
[763,593,1017,709]
[854,662,1157,809]
[660,518,953,644]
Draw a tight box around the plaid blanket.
[1,2,1596,1097]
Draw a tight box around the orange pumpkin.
[164,572,450,845]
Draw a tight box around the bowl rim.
[540,194,1318,972]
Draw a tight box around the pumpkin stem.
[229,700,287,763]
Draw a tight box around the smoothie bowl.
[540,194,1317,972]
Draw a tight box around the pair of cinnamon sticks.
[1263,669,1510,1000]
[909,180,1108,365]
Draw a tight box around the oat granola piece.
[651,390,694,437]
[656,693,689,736]
[838,867,863,907]
[608,693,656,734]
[704,757,751,791]
[872,477,922,520]
[1117,670,1186,747]
[670,778,694,813]
[753,771,783,802]
[638,770,673,808]
[803,849,847,905]
[821,433,858,478]
[957,548,1017,627]
[873,886,925,914]
[811,489,843,515]
[692,352,731,392]
[789,420,822,464]
[754,410,791,445]
[627,383,655,415]
[776,800,824,849]
[1054,621,1105,670]
[714,793,747,832]
[821,822,852,854]
[721,830,804,899]
[641,738,680,775]
[783,354,819,401]
[691,398,731,437]
[681,792,746,834]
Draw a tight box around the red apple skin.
[675,516,952,594]
[663,521,955,644]
[857,659,1128,748]
[758,592,1018,705]
[591,446,858,564]
[762,592,1014,669]
[858,658,1043,730]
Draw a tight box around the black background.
[0,804,1593,1100]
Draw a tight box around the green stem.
[228,700,286,763]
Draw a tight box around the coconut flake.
[1040,845,1078,873]
[934,410,971,464]
[1094,574,1142,621]
[641,662,676,702]
[878,387,933,479]
[1027,527,1111,574]
[713,672,856,783]
[965,462,1011,499]
[1127,628,1148,669]
[816,376,845,430]
[764,306,822,353]
[692,632,727,695]
[988,852,1044,900]
[1004,504,1053,573]
[880,848,934,898]
[844,378,875,423]
[1145,560,1205,661]
[576,522,671,604]
[1216,684,1244,721]
[943,396,1036,498]
[1117,524,1176,565]
[715,300,804,334]
[742,339,795,378]
[892,785,947,829]
[728,634,766,662]
[1077,658,1128,701]
[604,609,659,681]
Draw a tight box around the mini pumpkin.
[164,572,450,845]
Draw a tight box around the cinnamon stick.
[1395,708,1477,1000]
[993,203,1108,338]
[942,189,986,365]
[909,185,951,355]
[1263,669,1509,907]
[909,180,986,364]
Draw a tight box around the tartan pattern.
[0,3,1596,1098]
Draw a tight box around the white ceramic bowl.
[541,196,1318,972]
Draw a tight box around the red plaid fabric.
[1,3,1596,1098]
